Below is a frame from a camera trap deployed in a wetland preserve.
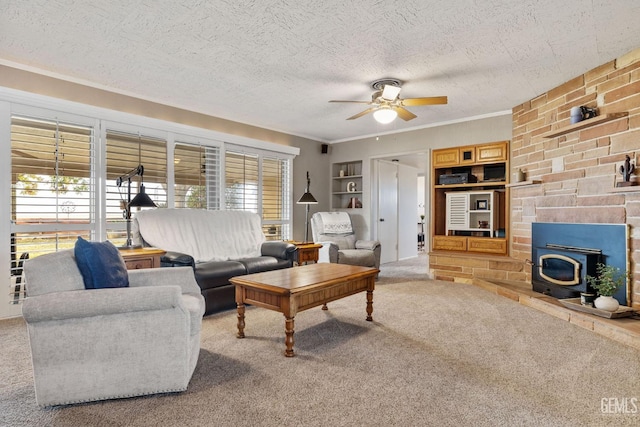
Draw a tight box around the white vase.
[594,296,619,312]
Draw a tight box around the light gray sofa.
[22,249,205,407]
[311,212,381,270]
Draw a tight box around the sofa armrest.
[261,241,297,262]
[355,240,381,251]
[128,266,202,295]
[161,251,195,269]
[22,285,183,323]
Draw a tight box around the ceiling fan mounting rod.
[371,78,402,91]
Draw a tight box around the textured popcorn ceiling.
[2,1,640,142]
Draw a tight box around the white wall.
[291,145,331,242]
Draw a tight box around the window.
[262,157,291,240]
[10,115,95,303]
[174,142,220,209]
[105,131,167,245]
[225,151,259,212]
[225,148,292,240]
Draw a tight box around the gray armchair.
[22,249,205,407]
[310,212,381,270]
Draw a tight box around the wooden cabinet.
[467,237,507,255]
[433,235,467,251]
[431,141,509,256]
[119,248,166,270]
[331,160,363,209]
[433,146,476,167]
[476,142,507,163]
[287,241,323,265]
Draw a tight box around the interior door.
[377,160,398,264]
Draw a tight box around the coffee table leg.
[237,303,245,338]
[284,316,295,357]
[322,303,328,310]
[366,289,373,321]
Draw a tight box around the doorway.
[373,152,427,263]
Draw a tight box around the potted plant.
[586,263,626,312]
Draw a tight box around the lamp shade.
[129,184,157,208]
[373,107,398,124]
[297,192,318,204]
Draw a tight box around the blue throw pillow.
[74,237,129,289]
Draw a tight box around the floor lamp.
[117,165,157,249]
[297,171,318,243]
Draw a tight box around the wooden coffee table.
[230,263,378,357]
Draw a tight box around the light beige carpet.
[1,256,640,426]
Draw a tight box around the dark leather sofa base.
[160,243,296,316]
[239,256,291,273]
[202,285,236,315]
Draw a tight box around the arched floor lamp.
[297,171,318,243]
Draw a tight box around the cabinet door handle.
[379,218,385,222]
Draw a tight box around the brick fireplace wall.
[511,47,640,309]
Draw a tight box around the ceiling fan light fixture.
[373,107,398,124]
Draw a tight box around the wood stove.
[531,223,629,305]
[532,244,601,298]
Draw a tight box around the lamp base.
[119,243,142,250]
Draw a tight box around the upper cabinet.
[434,147,473,167]
[434,142,507,168]
[476,142,508,163]
[431,140,510,256]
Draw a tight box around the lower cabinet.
[467,237,507,254]
[432,236,467,251]
[433,235,507,255]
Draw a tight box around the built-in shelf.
[333,175,363,180]
[542,113,628,138]
[435,181,507,189]
[332,160,363,209]
[431,141,509,256]
[506,180,542,188]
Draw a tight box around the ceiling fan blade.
[329,100,372,104]
[395,107,417,121]
[401,96,448,106]
[347,107,378,120]
[381,85,401,101]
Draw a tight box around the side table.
[287,241,323,266]
[119,247,166,270]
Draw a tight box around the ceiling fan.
[330,78,447,124]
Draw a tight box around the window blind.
[261,157,291,240]
[174,142,220,209]
[105,131,167,245]
[225,151,259,213]
[10,115,94,303]
[224,148,292,240]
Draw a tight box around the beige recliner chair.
[22,249,205,407]
[310,212,381,270]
